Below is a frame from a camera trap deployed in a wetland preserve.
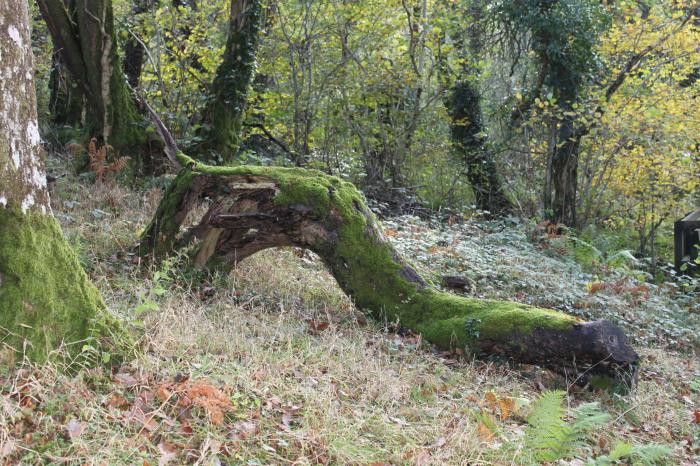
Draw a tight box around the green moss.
[140,168,198,257]
[0,207,125,363]
[148,161,580,353]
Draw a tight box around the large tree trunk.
[36,0,157,165]
[0,0,120,362]
[139,153,638,385]
[190,0,263,163]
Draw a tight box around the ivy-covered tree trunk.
[0,0,119,362]
[190,0,263,164]
[140,153,638,385]
[545,100,580,227]
[448,80,513,214]
[36,0,154,161]
[446,0,513,215]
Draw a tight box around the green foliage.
[588,441,671,466]
[495,0,610,95]
[524,390,609,461]
[516,390,670,464]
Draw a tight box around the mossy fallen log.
[140,153,638,385]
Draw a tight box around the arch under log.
[140,153,638,386]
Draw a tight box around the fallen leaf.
[232,420,258,439]
[155,385,171,403]
[66,418,87,441]
[588,282,606,294]
[113,372,138,387]
[477,422,494,442]
[412,449,431,466]
[0,438,17,459]
[497,397,515,420]
[693,410,700,424]
[158,441,178,466]
[485,392,498,411]
[106,393,130,410]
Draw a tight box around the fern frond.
[525,392,610,462]
[588,441,671,465]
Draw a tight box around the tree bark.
[49,46,84,127]
[190,0,263,163]
[448,80,513,214]
[139,153,638,385]
[445,0,513,215]
[545,102,580,227]
[0,0,120,362]
[122,0,158,89]
[36,0,156,163]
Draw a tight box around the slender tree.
[497,0,609,226]
[0,0,118,362]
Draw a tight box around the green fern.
[587,441,671,465]
[524,390,610,462]
[514,391,670,465]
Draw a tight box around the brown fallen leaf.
[106,393,130,410]
[113,372,138,387]
[485,392,498,411]
[693,410,700,424]
[497,397,515,421]
[66,418,87,441]
[158,441,178,466]
[477,421,494,442]
[412,449,431,466]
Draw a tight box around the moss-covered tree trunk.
[36,0,155,163]
[140,153,638,384]
[0,0,118,362]
[190,0,263,164]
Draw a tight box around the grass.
[1,156,698,464]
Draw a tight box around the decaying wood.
[140,156,639,388]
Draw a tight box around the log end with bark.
[139,153,639,387]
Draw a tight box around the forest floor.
[1,155,699,465]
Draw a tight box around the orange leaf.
[384,229,397,237]
[589,282,606,294]
[497,397,515,420]
[694,410,700,424]
[477,421,494,442]
[485,392,498,411]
